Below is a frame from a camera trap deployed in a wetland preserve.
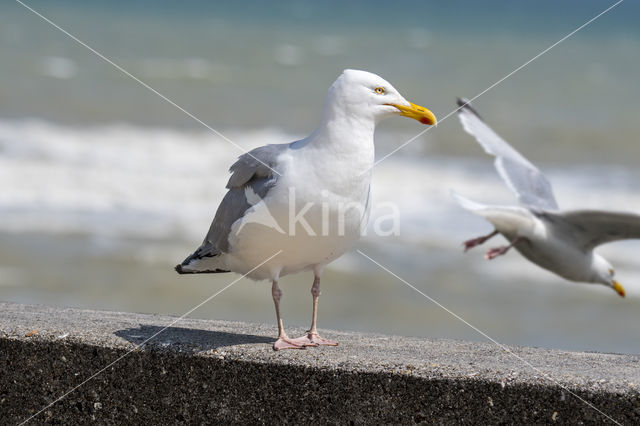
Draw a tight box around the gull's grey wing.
[546,210,640,250]
[226,143,288,189]
[205,143,289,252]
[177,144,288,271]
[456,98,559,211]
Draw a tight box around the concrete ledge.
[1,302,639,424]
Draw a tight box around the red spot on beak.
[420,117,431,125]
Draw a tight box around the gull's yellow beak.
[612,280,625,298]
[388,102,437,126]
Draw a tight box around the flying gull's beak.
[388,102,437,126]
[612,280,625,298]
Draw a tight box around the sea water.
[1,0,639,353]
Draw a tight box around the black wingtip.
[174,263,231,275]
[456,97,483,120]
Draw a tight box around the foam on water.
[2,118,640,242]
[0,119,297,239]
[2,119,640,292]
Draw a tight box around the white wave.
[1,118,639,267]
[0,119,297,240]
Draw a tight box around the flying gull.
[176,70,436,350]
[452,98,640,297]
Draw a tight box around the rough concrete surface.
[1,301,639,424]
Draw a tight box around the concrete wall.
[1,301,639,424]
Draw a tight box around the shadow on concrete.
[115,324,273,351]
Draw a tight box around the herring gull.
[176,70,436,350]
[452,98,640,297]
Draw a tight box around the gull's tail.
[175,242,230,274]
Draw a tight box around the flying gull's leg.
[485,236,525,260]
[296,274,338,346]
[463,229,499,252]
[272,279,315,350]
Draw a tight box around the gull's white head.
[592,254,625,297]
[322,69,436,126]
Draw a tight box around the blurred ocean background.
[1,0,640,354]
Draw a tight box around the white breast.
[515,216,594,282]
[224,140,374,281]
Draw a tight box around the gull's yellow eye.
[374,87,385,94]
[609,268,615,276]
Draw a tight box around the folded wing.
[176,143,287,273]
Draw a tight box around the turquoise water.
[1,0,640,354]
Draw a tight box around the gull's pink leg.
[485,236,524,260]
[463,229,499,252]
[272,279,317,351]
[295,275,338,347]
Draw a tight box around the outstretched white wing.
[547,210,640,250]
[457,98,559,211]
[450,190,534,230]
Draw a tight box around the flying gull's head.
[592,254,625,297]
[323,69,436,126]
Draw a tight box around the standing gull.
[452,98,640,297]
[176,70,436,350]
